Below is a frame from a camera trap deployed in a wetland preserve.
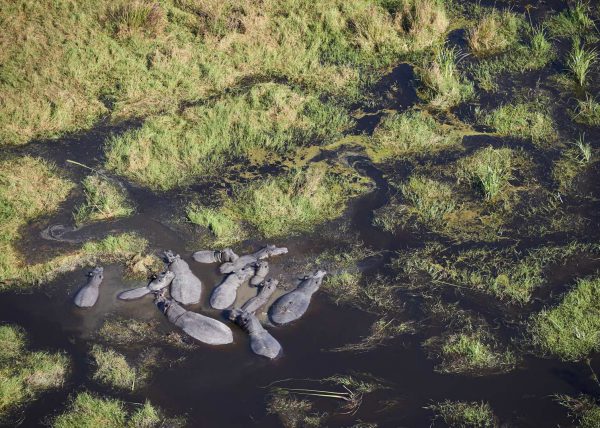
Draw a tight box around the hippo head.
[154,290,172,314]
[89,266,104,278]
[237,266,255,280]
[314,270,327,279]
[228,308,251,329]
[157,270,176,282]
[262,278,279,292]
[265,245,288,257]
[163,250,180,263]
[222,248,239,262]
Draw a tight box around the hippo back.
[169,259,202,305]
[269,290,310,325]
[73,269,103,308]
[176,312,233,345]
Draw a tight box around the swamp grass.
[188,163,370,245]
[90,345,138,391]
[74,175,134,225]
[0,325,69,421]
[572,96,600,126]
[1,0,452,146]
[456,146,513,201]
[51,392,173,428]
[528,275,600,361]
[557,395,600,428]
[427,400,497,428]
[546,1,597,41]
[566,39,597,89]
[552,136,594,193]
[467,9,521,58]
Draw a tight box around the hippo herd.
[72,245,326,359]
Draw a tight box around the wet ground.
[3,1,600,426]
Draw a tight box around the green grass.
[266,394,323,428]
[456,147,513,200]
[1,0,452,147]
[188,163,369,245]
[553,135,593,192]
[90,346,137,391]
[417,46,473,109]
[0,156,74,283]
[467,9,521,57]
[52,392,170,428]
[401,175,457,222]
[0,325,69,421]
[547,1,596,40]
[573,96,600,126]
[74,175,134,225]
[479,102,555,144]
[528,275,600,361]
[369,110,462,161]
[557,395,600,428]
[427,400,497,428]
[567,39,597,88]
[105,83,352,190]
[398,242,600,303]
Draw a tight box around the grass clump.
[266,394,323,428]
[528,276,600,361]
[369,110,462,161]
[417,47,473,109]
[573,96,600,126]
[398,242,600,303]
[74,175,134,225]
[547,1,596,40]
[401,176,456,223]
[468,10,521,57]
[552,135,594,192]
[427,400,497,428]
[188,163,369,245]
[52,392,173,428]
[105,83,351,190]
[90,346,137,391]
[106,1,166,38]
[456,147,513,200]
[479,102,555,144]
[557,395,600,428]
[567,39,597,88]
[0,325,69,421]
[0,156,73,283]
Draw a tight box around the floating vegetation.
[427,400,497,428]
[329,318,414,352]
[556,394,600,428]
[90,345,139,391]
[74,175,134,225]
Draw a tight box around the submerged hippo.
[269,270,326,325]
[164,251,202,305]
[229,308,282,359]
[155,292,233,345]
[73,267,104,308]
[219,245,288,274]
[192,248,239,264]
[250,261,269,286]
[242,278,278,314]
[209,266,254,310]
[118,271,175,300]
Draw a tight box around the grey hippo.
[249,260,269,286]
[117,271,175,300]
[229,308,282,359]
[269,270,326,325]
[219,245,288,274]
[209,266,254,310]
[241,278,278,314]
[73,267,104,308]
[155,292,233,345]
[192,248,239,264]
[164,250,202,305]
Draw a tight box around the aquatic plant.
[575,134,592,163]
[90,346,137,391]
[52,392,174,428]
[105,83,351,190]
[528,275,600,361]
[467,9,521,57]
[74,175,134,225]
[266,395,323,428]
[401,175,457,221]
[552,138,593,192]
[427,400,497,428]
[479,102,555,144]
[573,96,600,126]
[557,395,600,428]
[456,147,513,200]
[0,325,69,421]
[547,1,596,40]
[567,39,597,88]
[369,110,461,160]
[417,46,473,109]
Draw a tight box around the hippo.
[219,245,288,274]
[155,292,233,345]
[241,278,278,314]
[229,308,282,359]
[73,267,104,308]
[269,270,326,325]
[118,271,175,300]
[249,261,269,286]
[192,248,239,264]
[164,251,202,305]
[209,266,254,310]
